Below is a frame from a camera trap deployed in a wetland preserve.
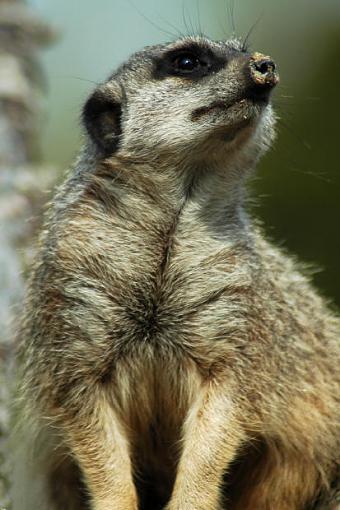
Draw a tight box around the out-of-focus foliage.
[30,0,340,306]
[255,27,340,307]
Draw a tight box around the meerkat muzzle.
[249,52,279,89]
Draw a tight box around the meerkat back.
[13,36,339,510]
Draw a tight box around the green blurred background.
[31,0,340,306]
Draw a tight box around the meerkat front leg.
[61,389,138,510]
[166,382,245,510]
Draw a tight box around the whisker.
[228,0,236,36]
[64,76,100,86]
[195,0,204,38]
[181,0,191,35]
[242,10,264,52]
[126,0,179,39]
[182,0,196,36]
[156,12,186,39]
[276,117,311,151]
[288,166,331,184]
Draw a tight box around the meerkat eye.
[154,47,215,79]
[172,53,202,73]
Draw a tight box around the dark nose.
[249,52,279,90]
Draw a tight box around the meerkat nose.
[249,52,279,89]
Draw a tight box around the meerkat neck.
[106,155,249,213]
[70,150,251,244]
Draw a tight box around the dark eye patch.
[153,43,227,80]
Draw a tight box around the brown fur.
[12,36,339,510]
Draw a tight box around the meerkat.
[12,36,339,510]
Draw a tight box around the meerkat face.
[83,36,279,166]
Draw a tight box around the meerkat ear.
[82,85,123,155]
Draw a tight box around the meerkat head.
[83,36,278,169]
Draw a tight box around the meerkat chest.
[56,204,253,363]
[109,225,253,356]
[108,232,253,432]
[156,236,252,346]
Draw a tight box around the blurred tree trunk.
[0,0,57,506]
